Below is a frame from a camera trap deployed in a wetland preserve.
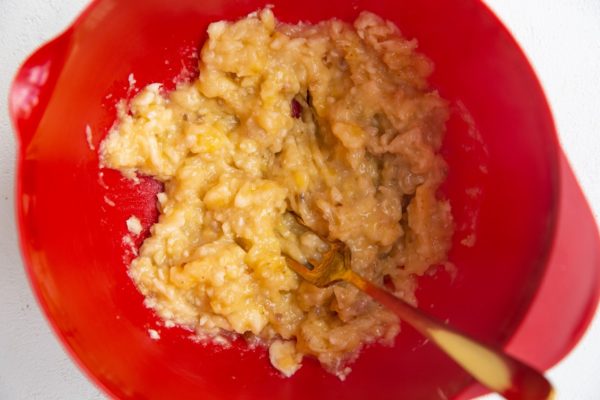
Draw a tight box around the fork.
[283,233,554,400]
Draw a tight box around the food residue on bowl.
[100,8,452,378]
[126,215,143,236]
[85,124,95,151]
[148,328,161,340]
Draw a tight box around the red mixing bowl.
[9,0,600,399]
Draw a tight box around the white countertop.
[1,0,598,398]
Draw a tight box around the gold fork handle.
[344,270,554,400]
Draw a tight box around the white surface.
[0,0,598,398]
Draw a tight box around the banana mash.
[100,9,452,378]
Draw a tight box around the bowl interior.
[11,0,559,399]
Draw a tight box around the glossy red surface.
[8,0,600,399]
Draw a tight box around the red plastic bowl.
[9,0,600,399]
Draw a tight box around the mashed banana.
[101,9,452,378]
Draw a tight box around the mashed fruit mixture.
[101,9,452,378]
